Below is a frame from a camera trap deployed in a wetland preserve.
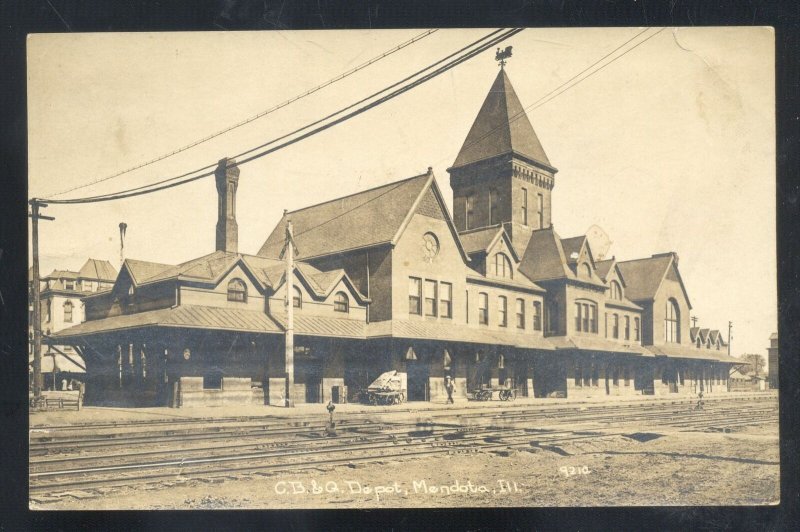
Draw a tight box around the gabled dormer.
[459,225,518,278]
[267,262,369,323]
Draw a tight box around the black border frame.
[1,1,797,530]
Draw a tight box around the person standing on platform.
[445,375,456,404]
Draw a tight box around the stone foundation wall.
[178,377,253,407]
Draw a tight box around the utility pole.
[691,316,699,327]
[29,199,55,401]
[281,214,297,407]
[727,320,733,357]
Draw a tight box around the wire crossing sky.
[27,28,775,359]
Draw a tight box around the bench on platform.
[30,390,83,411]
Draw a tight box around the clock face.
[422,232,439,261]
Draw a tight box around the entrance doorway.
[406,358,429,401]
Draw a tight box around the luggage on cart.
[363,371,407,405]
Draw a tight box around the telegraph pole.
[29,199,55,400]
[282,215,296,407]
[727,321,733,357]
[691,316,699,327]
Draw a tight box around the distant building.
[767,332,778,389]
[29,259,117,389]
[729,367,767,392]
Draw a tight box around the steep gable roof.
[451,69,552,170]
[616,253,692,308]
[517,226,578,284]
[78,258,117,281]
[45,269,79,280]
[561,236,586,263]
[518,227,606,287]
[123,259,172,285]
[459,225,519,261]
[258,172,430,259]
[594,259,616,281]
[257,171,468,262]
[459,226,503,255]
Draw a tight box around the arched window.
[227,278,247,302]
[493,253,513,279]
[334,292,349,313]
[665,298,680,343]
[45,300,51,322]
[63,300,73,323]
[610,281,622,300]
[581,263,592,277]
[696,336,701,348]
[292,286,302,308]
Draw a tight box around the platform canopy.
[29,352,86,374]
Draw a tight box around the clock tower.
[447,67,557,249]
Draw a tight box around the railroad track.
[30,396,777,456]
[30,396,777,497]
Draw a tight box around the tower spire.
[448,67,557,239]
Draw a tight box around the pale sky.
[27,28,776,361]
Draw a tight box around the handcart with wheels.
[468,385,517,402]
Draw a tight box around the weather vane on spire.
[495,46,513,69]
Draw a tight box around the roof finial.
[495,45,513,69]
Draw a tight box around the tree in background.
[741,353,766,376]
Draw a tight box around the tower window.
[489,189,498,225]
[537,193,544,229]
[624,315,630,340]
[612,313,619,339]
[521,188,528,226]
[634,317,640,341]
[334,292,349,313]
[63,300,73,323]
[465,194,475,230]
[665,298,680,343]
[227,278,247,302]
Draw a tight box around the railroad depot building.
[51,69,739,407]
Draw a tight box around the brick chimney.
[215,157,240,253]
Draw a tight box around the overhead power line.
[40,28,522,205]
[45,29,440,198]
